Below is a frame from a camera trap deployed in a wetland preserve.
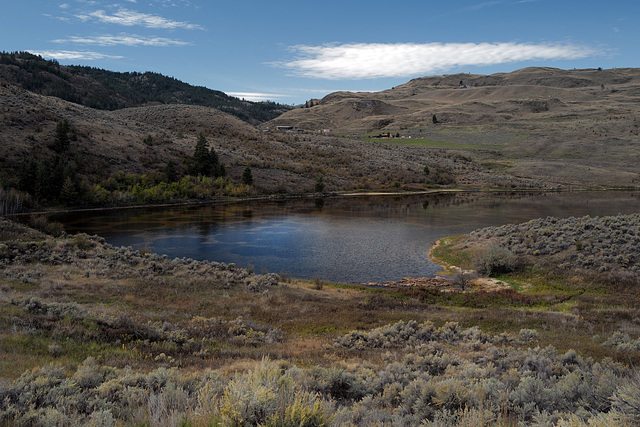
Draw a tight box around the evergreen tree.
[18,155,39,195]
[50,156,66,198]
[193,133,225,177]
[242,166,253,186]
[314,176,325,193]
[164,161,177,183]
[60,176,78,203]
[193,133,211,176]
[215,163,226,178]
[35,159,52,201]
[54,119,71,152]
[210,146,225,178]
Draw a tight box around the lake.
[52,191,640,283]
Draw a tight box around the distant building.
[376,132,396,138]
[276,126,303,132]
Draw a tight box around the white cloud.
[76,8,202,30]
[278,42,599,80]
[155,0,192,6]
[225,92,288,102]
[59,3,70,9]
[53,34,190,47]
[27,50,125,60]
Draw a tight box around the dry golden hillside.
[267,67,640,187]
[0,79,552,196]
[2,66,640,198]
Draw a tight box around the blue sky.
[1,0,637,104]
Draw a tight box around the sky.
[1,0,637,105]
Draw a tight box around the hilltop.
[268,67,640,188]
[0,51,291,124]
[270,67,640,130]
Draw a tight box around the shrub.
[519,328,539,344]
[475,245,517,276]
[220,358,291,425]
[602,332,640,351]
[510,376,556,420]
[27,214,65,237]
[611,370,640,423]
[269,392,332,426]
[452,270,477,291]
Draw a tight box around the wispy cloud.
[155,0,192,7]
[278,42,600,80]
[225,92,288,102]
[76,8,202,30]
[27,50,125,60]
[53,34,190,47]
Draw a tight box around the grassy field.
[363,135,501,150]
[1,216,640,425]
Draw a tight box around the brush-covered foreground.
[1,216,640,426]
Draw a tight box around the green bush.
[475,245,517,276]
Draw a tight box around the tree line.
[4,128,235,211]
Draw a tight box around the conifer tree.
[35,159,52,201]
[60,176,78,203]
[210,146,225,177]
[193,133,225,177]
[242,166,253,186]
[54,119,71,152]
[164,161,177,183]
[18,155,39,195]
[193,133,211,176]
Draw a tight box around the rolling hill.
[0,51,291,124]
[2,60,640,210]
[267,67,640,188]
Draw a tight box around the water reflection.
[53,191,640,283]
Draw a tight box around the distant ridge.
[267,66,640,132]
[0,51,291,124]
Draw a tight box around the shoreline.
[5,185,592,218]
[5,188,632,292]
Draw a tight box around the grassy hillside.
[0,51,291,124]
[2,62,640,214]
[0,78,549,213]
[268,67,640,188]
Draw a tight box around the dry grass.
[269,67,640,189]
[1,70,568,201]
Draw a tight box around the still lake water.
[53,191,640,284]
